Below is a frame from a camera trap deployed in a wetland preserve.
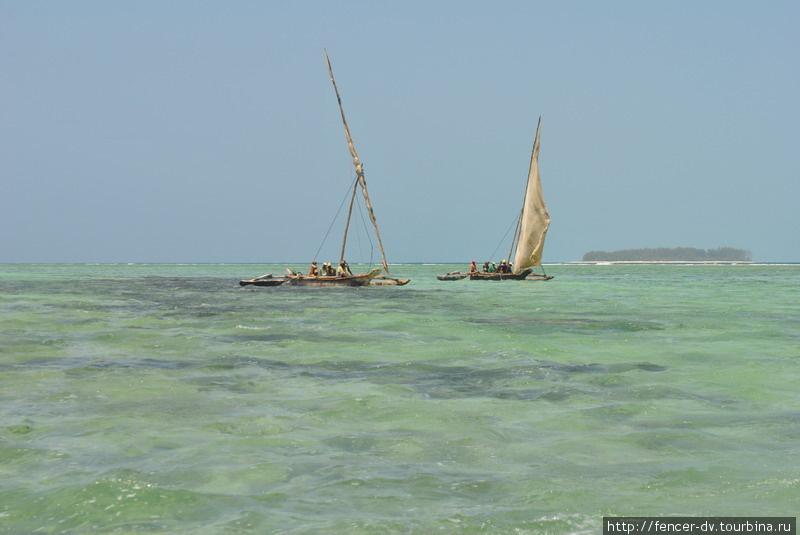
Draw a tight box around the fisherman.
[489,261,496,273]
[483,261,490,273]
[499,259,507,273]
[322,262,336,276]
[469,260,478,274]
[308,261,319,277]
[337,260,353,277]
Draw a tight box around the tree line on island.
[582,247,752,262]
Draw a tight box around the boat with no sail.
[240,51,408,288]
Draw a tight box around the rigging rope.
[312,175,359,262]
[488,212,521,263]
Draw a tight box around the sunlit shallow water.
[1,263,798,534]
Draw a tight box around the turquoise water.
[1,263,798,534]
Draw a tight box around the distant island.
[582,247,753,262]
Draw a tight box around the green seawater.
[1,263,798,534]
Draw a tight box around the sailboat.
[438,117,553,282]
[240,51,408,288]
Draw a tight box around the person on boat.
[308,261,319,277]
[482,261,490,273]
[498,259,508,273]
[469,260,478,274]
[322,262,335,276]
[488,262,496,273]
[337,260,353,277]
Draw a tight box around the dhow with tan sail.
[240,51,408,288]
[438,117,553,282]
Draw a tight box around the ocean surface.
[1,263,798,534]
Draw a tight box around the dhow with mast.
[439,117,553,282]
[240,51,408,287]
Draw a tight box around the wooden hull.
[371,276,411,286]
[437,272,468,281]
[285,268,381,287]
[240,268,386,288]
[239,275,288,286]
[469,269,533,281]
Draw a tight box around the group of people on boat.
[469,259,513,274]
[306,260,353,278]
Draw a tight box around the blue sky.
[2,1,798,263]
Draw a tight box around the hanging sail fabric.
[512,117,550,274]
[325,50,390,273]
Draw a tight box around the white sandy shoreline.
[569,260,755,265]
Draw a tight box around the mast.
[339,181,360,264]
[325,50,390,273]
[507,209,522,264]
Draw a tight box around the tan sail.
[512,117,550,274]
[325,50,390,273]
